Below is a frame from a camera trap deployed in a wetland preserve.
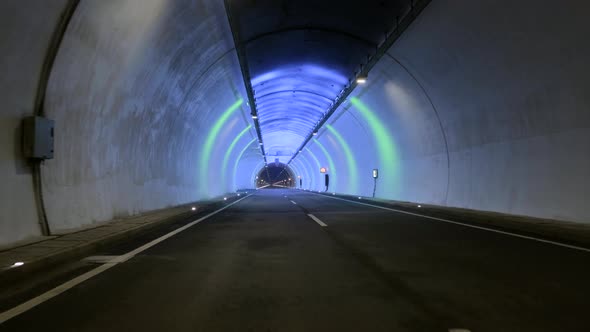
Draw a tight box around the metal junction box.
[23,116,54,160]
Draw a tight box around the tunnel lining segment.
[30,0,81,236]
[286,0,433,166]
[384,52,451,204]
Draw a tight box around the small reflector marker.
[11,262,24,268]
[191,207,196,211]
[417,205,421,208]
[358,196,362,199]
[223,197,227,201]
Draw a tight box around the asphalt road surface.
[1,189,589,332]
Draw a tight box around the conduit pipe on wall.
[29,0,80,235]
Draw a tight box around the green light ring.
[288,160,302,179]
[326,124,358,193]
[294,154,316,189]
[313,139,337,187]
[289,162,304,186]
[232,138,258,189]
[304,147,322,190]
[304,148,322,170]
[350,97,400,194]
[221,125,252,188]
[199,99,244,194]
[291,158,311,188]
[291,158,309,188]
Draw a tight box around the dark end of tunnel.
[256,162,295,188]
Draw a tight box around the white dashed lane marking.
[308,214,327,227]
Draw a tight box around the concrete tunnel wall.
[292,0,590,223]
[0,0,263,245]
[1,0,589,246]
[0,0,71,245]
[43,0,267,231]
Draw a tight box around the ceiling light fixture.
[356,75,368,84]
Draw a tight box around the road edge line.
[307,191,590,253]
[0,194,253,324]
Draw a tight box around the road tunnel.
[2,1,590,330]
[1,0,590,247]
[255,162,295,188]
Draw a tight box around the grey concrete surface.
[0,189,589,332]
[0,0,255,246]
[0,195,236,284]
[388,0,590,221]
[42,0,255,234]
[0,0,70,245]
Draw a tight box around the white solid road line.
[0,194,253,325]
[0,263,118,324]
[310,192,590,253]
[308,214,327,227]
[82,255,126,264]
[290,200,297,205]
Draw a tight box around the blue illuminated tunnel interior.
[4,1,590,328]
[21,0,589,243]
[226,0,414,189]
[252,65,347,163]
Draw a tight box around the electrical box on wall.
[23,116,54,160]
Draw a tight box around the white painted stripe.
[118,194,251,262]
[0,194,252,325]
[0,262,116,324]
[290,200,297,205]
[309,192,590,253]
[308,214,327,227]
[82,255,126,264]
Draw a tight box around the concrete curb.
[0,193,246,284]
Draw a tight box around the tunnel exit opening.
[255,162,295,189]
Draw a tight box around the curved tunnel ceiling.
[226,0,410,163]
